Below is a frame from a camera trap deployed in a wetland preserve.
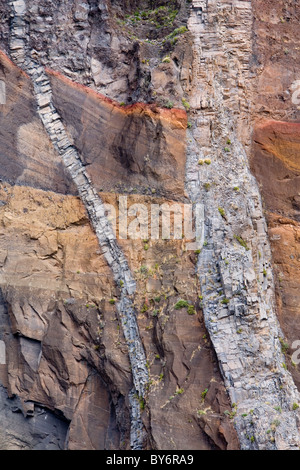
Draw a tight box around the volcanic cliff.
[0,0,299,451]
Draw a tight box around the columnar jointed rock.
[9,0,149,449]
[186,0,300,449]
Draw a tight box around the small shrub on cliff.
[218,207,226,219]
[234,235,249,251]
[139,396,145,411]
[174,300,189,309]
[164,100,174,109]
[187,305,196,315]
[293,403,299,411]
[141,303,148,313]
[182,98,190,111]
[165,26,188,43]
[140,265,149,275]
[279,337,289,355]
[271,419,280,429]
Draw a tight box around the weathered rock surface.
[49,70,187,200]
[0,183,133,450]
[252,121,300,221]
[251,1,300,401]
[0,50,187,201]
[252,0,300,123]
[0,0,299,452]
[185,0,300,450]
[0,181,238,449]
[251,121,300,390]
[0,51,76,195]
[4,0,238,450]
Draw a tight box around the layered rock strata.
[0,0,299,451]
[9,0,149,450]
[0,0,239,450]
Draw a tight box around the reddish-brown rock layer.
[48,69,187,201]
[0,49,187,202]
[251,0,300,391]
[252,0,300,123]
[0,51,76,195]
[251,120,300,388]
[0,183,238,450]
[252,121,300,221]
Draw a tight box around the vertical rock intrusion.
[186,0,300,450]
[9,0,149,449]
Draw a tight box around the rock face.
[49,70,188,200]
[0,0,299,451]
[252,121,300,221]
[252,122,300,390]
[185,0,300,450]
[0,183,133,450]
[0,0,238,450]
[250,1,300,398]
[0,51,76,195]
[0,50,186,201]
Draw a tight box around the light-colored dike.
[9,0,148,450]
[186,0,300,449]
